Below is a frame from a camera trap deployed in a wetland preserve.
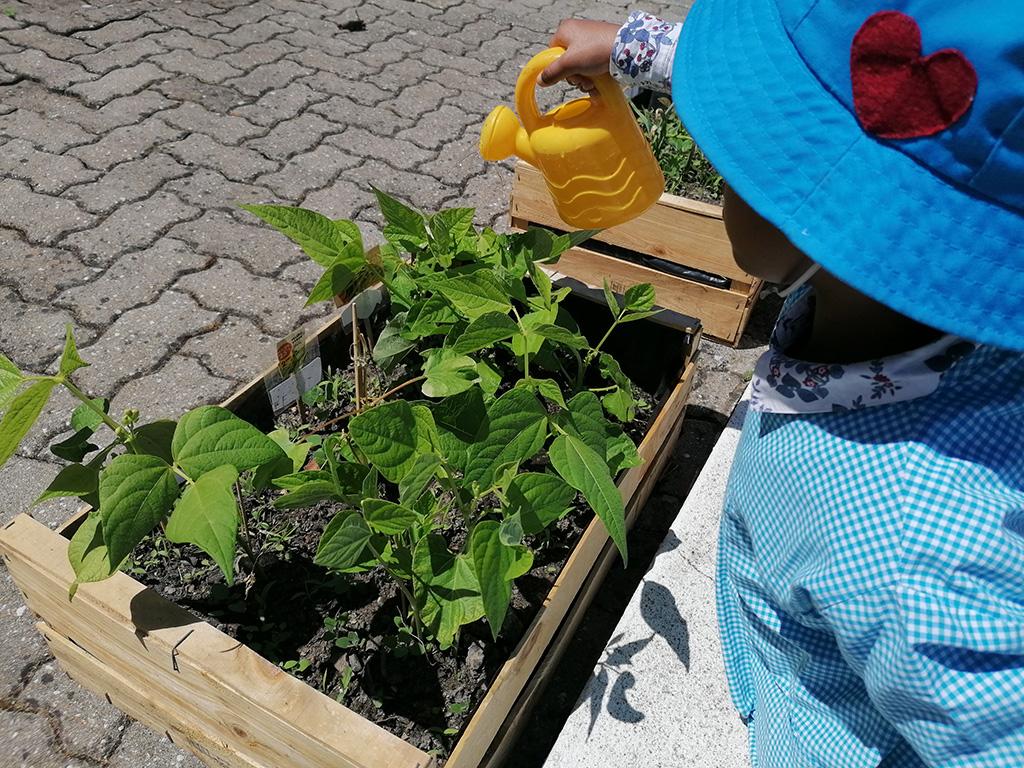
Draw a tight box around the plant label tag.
[276,328,306,377]
[265,333,322,413]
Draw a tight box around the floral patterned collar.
[751,287,977,414]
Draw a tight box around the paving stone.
[225,58,312,98]
[73,36,168,76]
[0,230,93,301]
[0,138,99,194]
[246,111,335,161]
[149,7,230,36]
[0,710,66,768]
[464,164,515,228]
[110,354,235,422]
[149,29,234,59]
[288,47,372,79]
[73,15,163,48]
[20,662,126,758]
[165,169,279,213]
[214,17,291,47]
[389,79,450,120]
[326,127,433,171]
[394,104,479,150]
[159,101,263,145]
[155,76,247,112]
[257,144,361,200]
[372,56,438,93]
[80,91,176,134]
[418,132,489,187]
[273,9,332,32]
[270,0,333,19]
[67,153,190,215]
[73,290,219,395]
[168,133,279,182]
[221,38,296,69]
[0,81,170,135]
[169,210,303,275]
[150,49,243,85]
[347,159,455,213]
[300,176,373,220]
[107,721,203,768]
[0,286,82,371]
[67,117,183,171]
[308,94,412,136]
[62,192,200,266]
[182,316,278,382]
[0,451,80,528]
[209,2,277,31]
[0,179,95,245]
[0,48,95,90]
[175,258,323,336]
[278,26,370,58]
[0,25,96,58]
[56,238,211,327]
[0,565,49,700]
[278,258,325,293]
[233,80,322,127]
[0,108,93,154]
[67,62,166,107]
[14,0,153,35]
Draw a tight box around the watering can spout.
[480,105,536,165]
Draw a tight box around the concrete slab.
[544,393,752,768]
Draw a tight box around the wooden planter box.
[0,288,699,768]
[511,161,762,346]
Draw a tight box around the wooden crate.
[511,160,762,346]
[0,289,698,768]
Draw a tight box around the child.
[542,2,1024,766]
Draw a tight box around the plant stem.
[588,310,625,363]
[366,537,425,639]
[512,307,529,379]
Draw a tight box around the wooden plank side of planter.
[511,162,749,283]
[480,358,696,768]
[0,517,434,768]
[552,245,752,345]
[446,359,696,768]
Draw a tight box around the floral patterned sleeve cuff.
[610,10,681,93]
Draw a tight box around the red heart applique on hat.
[851,11,977,140]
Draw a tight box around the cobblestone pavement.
[0,0,762,765]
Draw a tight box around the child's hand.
[539,19,619,92]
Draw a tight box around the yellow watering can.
[480,47,665,229]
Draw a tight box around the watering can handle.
[515,47,566,133]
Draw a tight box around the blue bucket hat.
[672,0,1024,351]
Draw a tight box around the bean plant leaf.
[430,387,487,470]
[549,434,628,565]
[0,379,57,470]
[306,262,355,306]
[413,534,484,650]
[507,472,576,535]
[316,511,378,571]
[564,392,608,458]
[623,283,656,312]
[99,454,180,567]
[240,204,364,268]
[373,188,428,249]
[349,400,418,483]
[362,499,418,535]
[437,272,511,320]
[273,477,341,509]
[67,512,122,600]
[59,326,88,377]
[406,296,459,338]
[598,354,637,423]
[172,406,285,478]
[606,431,643,475]
[373,314,415,368]
[165,465,239,584]
[498,515,523,546]
[133,420,176,463]
[619,309,662,324]
[399,453,440,505]
[470,521,519,640]
[422,348,478,398]
[464,388,548,491]
[602,279,620,316]
[449,312,517,355]
[70,398,107,433]
[476,360,501,398]
[531,324,589,350]
[50,428,99,463]
[0,354,21,408]
[523,378,566,409]
[35,462,99,505]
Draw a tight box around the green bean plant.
[242,191,659,648]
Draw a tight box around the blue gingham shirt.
[719,296,1024,766]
